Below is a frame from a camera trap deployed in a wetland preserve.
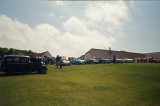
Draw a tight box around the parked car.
[123,59,134,63]
[71,59,86,65]
[105,59,112,63]
[71,60,78,65]
[150,59,159,63]
[86,59,93,64]
[99,59,106,64]
[99,59,112,64]
[0,60,2,72]
[140,58,147,62]
[1,55,47,74]
[92,59,99,64]
[146,57,159,63]
[61,60,71,66]
[115,59,123,63]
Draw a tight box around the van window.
[19,57,28,63]
[6,58,13,62]
[14,57,19,62]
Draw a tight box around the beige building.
[83,48,160,60]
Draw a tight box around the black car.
[1,55,47,74]
[0,57,2,71]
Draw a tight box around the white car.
[61,60,71,66]
[116,59,123,63]
[92,59,99,64]
[105,59,112,63]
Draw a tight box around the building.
[145,52,160,59]
[36,51,53,64]
[37,51,52,59]
[84,48,145,60]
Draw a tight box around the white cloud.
[55,1,64,6]
[47,12,55,18]
[84,2,129,25]
[41,12,55,18]
[60,15,63,19]
[0,1,130,57]
[63,16,88,35]
[116,32,128,39]
[61,1,130,54]
[62,16,116,53]
[0,15,61,56]
[84,1,129,33]
[0,15,116,57]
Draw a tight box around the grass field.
[0,63,160,106]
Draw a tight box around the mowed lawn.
[0,63,160,106]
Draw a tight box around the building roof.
[80,55,85,59]
[85,48,145,59]
[37,51,46,57]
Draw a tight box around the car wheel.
[6,69,15,75]
[39,68,46,74]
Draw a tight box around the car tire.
[38,68,46,74]
[6,69,15,75]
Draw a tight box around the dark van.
[1,55,47,74]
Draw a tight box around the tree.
[0,47,8,57]
[0,47,38,57]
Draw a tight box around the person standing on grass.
[60,56,62,69]
[113,55,116,64]
[56,55,60,68]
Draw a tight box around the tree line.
[0,47,37,57]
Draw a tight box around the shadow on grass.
[0,72,38,77]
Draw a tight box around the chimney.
[108,47,112,55]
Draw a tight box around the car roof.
[4,55,30,58]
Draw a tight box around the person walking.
[55,55,60,68]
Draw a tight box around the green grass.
[0,63,160,106]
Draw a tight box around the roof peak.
[90,48,108,51]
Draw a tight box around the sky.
[0,0,160,57]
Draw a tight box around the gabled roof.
[80,55,85,59]
[37,51,47,57]
[85,48,109,58]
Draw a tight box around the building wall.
[113,51,145,59]
[41,51,52,58]
[84,53,91,60]
[145,52,160,59]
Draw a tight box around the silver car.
[61,60,71,66]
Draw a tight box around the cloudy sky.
[0,0,160,57]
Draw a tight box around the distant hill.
[0,47,37,57]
